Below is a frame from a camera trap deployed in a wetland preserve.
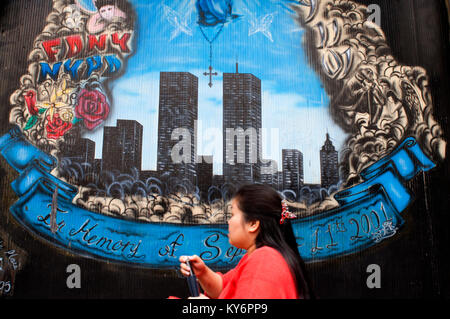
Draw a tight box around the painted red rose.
[24,90,38,115]
[75,89,110,130]
[46,113,72,139]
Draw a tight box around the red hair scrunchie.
[280,200,297,224]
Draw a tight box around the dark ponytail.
[233,184,315,299]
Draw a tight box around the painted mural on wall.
[0,0,446,295]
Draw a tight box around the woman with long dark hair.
[179,184,315,299]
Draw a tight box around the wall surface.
[0,0,449,299]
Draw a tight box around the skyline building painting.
[196,155,213,200]
[102,119,143,173]
[260,159,279,190]
[320,133,340,189]
[282,149,304,195]
[157,72,199,186]
[61,129,95,165]
[222,69,262,186]
[68,70,341,199]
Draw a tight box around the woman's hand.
[179,255,223,299]
[179,255,206,278]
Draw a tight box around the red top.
[216,246,299,299]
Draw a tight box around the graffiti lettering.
[37,212,66,233]
[5,250,19,271]
[349,218,364,241]
[111,33,132,53]
[311,228,323,255]
[303,201,398,258]
[38,217,140,259]
[225,246,244,262]
[42,38,61,63]
[88,34,107,52]
[335,218,347,233]
[41,32,132,62]
[38,32,130,82]
[325,224,338,249]
[349,207,389,242]
[200,233,221,261]
[159,233,184,257]
[65,35,83,59]
[39,54,122,83]
[156,232,242,263]
[0,281,12,295]
[68,219,143,259]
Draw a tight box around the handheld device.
[186,258,200,297]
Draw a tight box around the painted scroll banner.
[0,126,435,268]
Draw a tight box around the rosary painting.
[0,0,449,299]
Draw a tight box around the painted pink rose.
[75,89,110,130]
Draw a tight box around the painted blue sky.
[82,0,347,184]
